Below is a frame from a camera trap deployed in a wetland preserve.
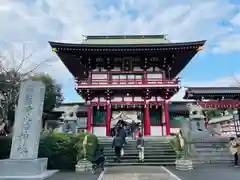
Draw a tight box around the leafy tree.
[31,74,63,126]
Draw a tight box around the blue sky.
[0,0,240,102]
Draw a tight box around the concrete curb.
[161,166,182,180]
[96,169,105,180]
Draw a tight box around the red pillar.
[164,100,170,136]
[144,102,151,136]
[87,105,92,133]
[106,103,111,136]
[161,106,164,136]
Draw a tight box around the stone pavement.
[104,166,176,180]
[46,171,100,180]
[166,164,240,180]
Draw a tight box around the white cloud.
[231,12,240,27]
[0,0,239,100]
[212,34,240,53]
[213,11,240,53]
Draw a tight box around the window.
[147,73,162,79]
[110,74,143,84]
[150,107,161,125]
[135,75,143,79]
[169,115,184,127]
[93,107,106,125]
[92,73,107,79]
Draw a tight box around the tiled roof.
[170,88,194,102]
[83,35,170,44]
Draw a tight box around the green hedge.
[0,132,99,171]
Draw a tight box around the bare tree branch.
[0,42,55,125]
[0,53,8,73]
[16,44,42,73]
[19,57,55,81]
[232,75,240,86]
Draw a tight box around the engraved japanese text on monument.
[17,86,34,156]
[10,80,45,159]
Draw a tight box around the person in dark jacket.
[92,148,105,173]
[136,133,144,162]
[118,126,127,145]
[118,126,127,156]
[112,132,123,162]
[130,122,137,140]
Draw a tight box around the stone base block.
[175,159,193,171]
[0,158,58,179]
[75,159,92,173]
[0,170,58,180]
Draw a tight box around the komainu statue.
[60,105,79,133]
[61,105,79,120]
[185,103,206,132]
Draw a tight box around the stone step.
[105,155,177,159]
[195,145,228,148]
[101,144,173,148]
[100,142,172,145]
[98,136,173,140]
[196,148,229,152]
[106,158,176,163]
[98,138,171,141]
[104,145,173,150]
[104,153,176,157]
[98,137,175,167]
[102,146,173,150]
[104,146,174,150]
[191,155,232,159]
[105,162,175,166]
[104,149,176,154]
[99,139,171,142]
[191,159,233,164]
[105,151,175,155]
[104,154,176,158]
[194,152,231,156]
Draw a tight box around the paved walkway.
[166,164,240,180]
[46,171,100,180]
[104,166,176,180]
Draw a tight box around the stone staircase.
[98,136,176,166]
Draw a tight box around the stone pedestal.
[0,80,58,179]
[75,159,92,173]
[175,159,193,171]
[0,158,58,179]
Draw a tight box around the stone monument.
[0,80,58,179]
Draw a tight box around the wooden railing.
[77,78,180,86]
